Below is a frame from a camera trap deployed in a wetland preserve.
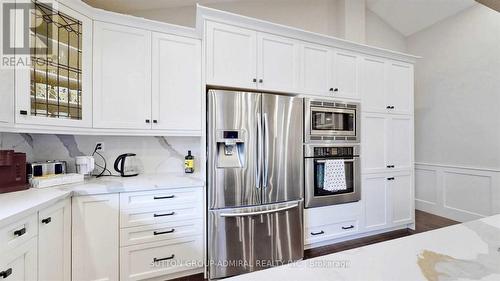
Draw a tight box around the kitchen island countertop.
[227,214,500,281]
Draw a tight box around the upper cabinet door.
[257,33,300,93]
[360,56,386,112]
[93,22,152,129]
[15,2,92,127]
[206,21,257,89]
[152,33,202,133]
[386,61,413,115]
[301,43,331,96]
[331,49,360,99]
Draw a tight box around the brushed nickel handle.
[220,203,298,217]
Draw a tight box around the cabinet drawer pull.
[13,227,26,237]
[387,177,395,181]
[41,217,52,224]
[310,230,324,236]
[153,254,175,263]
[19,110,28,115]
[153,195,175,200]
[153,229,175,236]
[153,212,175,217]
[342,225,355,230]
[0,268,12,279]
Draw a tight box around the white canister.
[75,156,95,176]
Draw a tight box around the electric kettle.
[114,153,139,177]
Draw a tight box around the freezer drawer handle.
[13,227,26,237]
[220,204,298,217]
[310,230,324,236]
[153,255,175,263]
[342,225,355,230]
[0,268,12,279]
[153,229,175,236]
[153,195,175,200]
[154,212,175,217]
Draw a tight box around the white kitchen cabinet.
[257,32,300,92]
[0,69,14,124]
[362,113,413,174]
[93,21,152,129]
[15,2,92,127]
[206,21,257,89]
[0,238,37,281]
[152,32,202,133]
[360,56,386,112]
[331,49,360,99]
[362,174,389,231]
[360,58,413,115]
[390,172,414,225]
[72,194,119,281]
[38,198,71,281]
[387,61,413,115]
[301,43,331,96]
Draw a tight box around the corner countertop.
[0,173,204,227]
[227,214,500,281]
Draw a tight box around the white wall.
[408,4,500,169]
[408,4,500,221]
[365,10,407,53]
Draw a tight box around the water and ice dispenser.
[216,130,245,168]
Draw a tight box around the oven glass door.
[310,107,356,136]
[313,158,354,196]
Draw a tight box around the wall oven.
[304,144,360,208]
[304,98,360,143]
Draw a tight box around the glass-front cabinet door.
[15,0,92,127]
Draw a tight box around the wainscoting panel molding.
[415,163,500,222]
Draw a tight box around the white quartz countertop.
[0,173,203,227]
[227,215,500,281]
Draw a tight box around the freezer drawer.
[208,200,303,279]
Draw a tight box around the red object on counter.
[0,150,29,194]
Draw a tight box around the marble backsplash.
[0,132,202,176]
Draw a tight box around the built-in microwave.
[304,98,360,143]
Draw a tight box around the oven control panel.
[313,147,354,157]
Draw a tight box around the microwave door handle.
[256,113,263,189]
[263,113,269,189]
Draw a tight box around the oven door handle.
[220,203,298,217]
[313,159,355,164]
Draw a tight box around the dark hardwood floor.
[172,210,459,281]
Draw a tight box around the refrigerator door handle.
[256,113,263,189]
[263,113,270,189]
[219,203,299,217]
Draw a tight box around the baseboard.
[415,162,500,222]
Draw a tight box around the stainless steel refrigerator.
[207,89,304,279]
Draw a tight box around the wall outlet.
[95,142,105,152]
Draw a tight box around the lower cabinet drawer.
[120,204,203,228]
[120,219,203,247]
[305,219,359,245]
[0,213,38,254]
[120,236,203,281]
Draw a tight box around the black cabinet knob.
[329,88,334,92]
[0,268,12,279]
[258,79,263,83]
[145,119,150,123]
[41,217,52,224]
[252,78,257,83]
[153,120,158,124]
[13,227,26,237]
[333,88,339,92]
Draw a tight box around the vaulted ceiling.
[84,0,478,36]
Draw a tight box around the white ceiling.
[84,0,478,36]
[366,0,477,36]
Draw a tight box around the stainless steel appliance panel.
[208,90,262,209]
[261,94,303,204]
[304,144,361,208]
[208,200,303,279]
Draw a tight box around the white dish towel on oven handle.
[323,159,347,192]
